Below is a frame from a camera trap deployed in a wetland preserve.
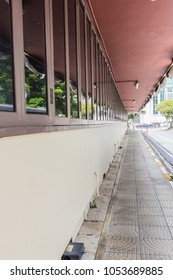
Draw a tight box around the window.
[100,51,103,120]
[68,0,79,118]
[167,87,173,92]
[0,0,15,112]
[79,2,86,119]
[23,0,47,114]
[86,18,92,119]
[53,0,67,118]
[153,96,158,114]
[92,31,97,120]
[160,91,164,102]
[97,43,100,120]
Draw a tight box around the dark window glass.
[97,43,100,120]
[53,0,67,117]
[23,0,47,114]
[153,96,158,114]
[79,2,86,119]
[92,31,97,120]
[0,0,14,112]
[86,18,92,119]
[99,50,103,120]
[68,0,79,118]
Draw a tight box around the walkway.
[75,130,173,260]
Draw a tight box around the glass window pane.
[23,0,47,114]
[97,43,100,120]
[0,0,15,112]
[87,18,92,119]
[68,0,79,118]
[53,0,67,117]
[79,2,86,119]
[92,31,97,120]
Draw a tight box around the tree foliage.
[128,113,139,120]
[156,99,173,127]
[0,56,14,105]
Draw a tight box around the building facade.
[0,0,127,259]
[140,78,173,125]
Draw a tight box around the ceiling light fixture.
[122,99,136,103]
[135,81,139,89]
[116,80,139,89]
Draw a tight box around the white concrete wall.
[0,123,127,259]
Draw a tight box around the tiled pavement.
[75,130,173,260]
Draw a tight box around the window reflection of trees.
[23,0,47,114]
[0,52,14,110]
[25,54,47,113]
[0,0,14,112]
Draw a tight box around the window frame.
[0,0,126,138]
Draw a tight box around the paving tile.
[75,234,100,253]
[139,225,172,239]
[79,221,103,235]
[104,252,141,260]
[138,214,167,227]
[141,254,173,260]
[165,217,173,227]
[106,236,140,254]
[141,238,173,255]
[87,208,107,222]
[108,225,139,238]
[81,252,95,260]
[111,213,138,226]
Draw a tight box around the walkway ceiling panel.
[88,0,173,112]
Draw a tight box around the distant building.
[140,78,173,125]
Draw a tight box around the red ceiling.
[88,0,173,112]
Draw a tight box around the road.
[147,129,173,155]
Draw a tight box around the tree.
[128,113,139,120]
[156,99,173,127]
[0,56,14,105]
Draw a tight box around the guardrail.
[142,132,173,167]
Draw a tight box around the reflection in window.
[0,0,14,111]
[87,18,92,119]
[153,96,158,115]
[92,31,97,120]
[53,0,67,117]
[68,0,79,118]
[23,0,47,114]
[79,2,86,119]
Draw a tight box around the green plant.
[156,100,173,128]
[90,200,97,209]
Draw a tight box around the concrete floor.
[75,130,173,260]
